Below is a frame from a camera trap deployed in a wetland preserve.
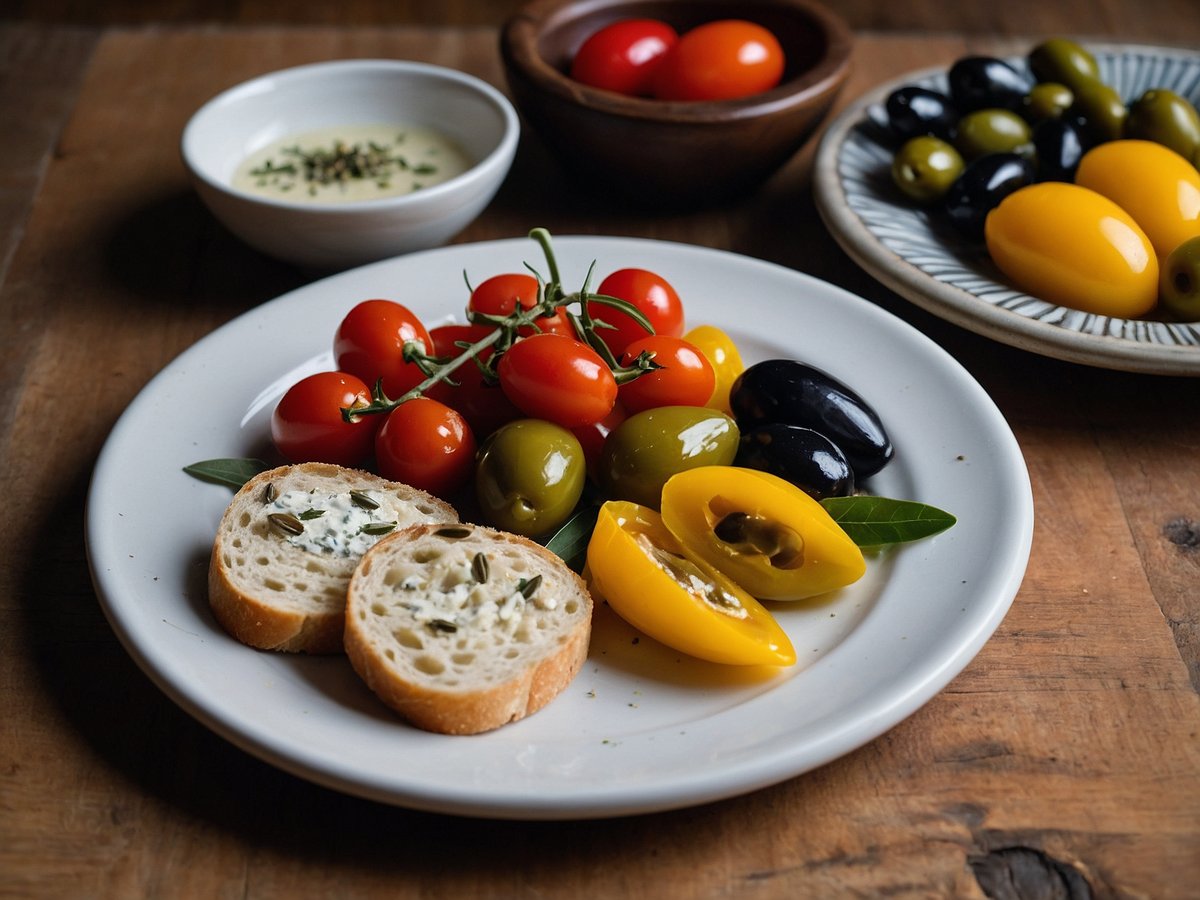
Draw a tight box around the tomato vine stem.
[340,227,659,422]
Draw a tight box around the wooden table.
[3,15,1199,899]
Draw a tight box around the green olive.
[599,406,739,509]
[1160,236,1200,321]
[474,418,585,537]
[1028,38,1100,91]
[1126,89,1200,161]
[891,136,965,204]
[1023,82,1074,123]
[1069,79,1127,142]
[954,108,1034,160]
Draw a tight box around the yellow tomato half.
[586,500,796,666]
[683,325,745,415]
[1075,139,1200,261]
[659,466,865,602]
[984,183,1158,317]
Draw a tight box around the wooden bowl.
[500,0,853,205]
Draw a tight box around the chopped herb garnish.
[246,136,439,196]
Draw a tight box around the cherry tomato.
[569,18,678,97]
[334,299,432,399]
[271,372,379,466]
[590,268,685,358]
[374,397,477,498]
[571,402,628,480]
[468,273,572,337]
[425,323,522,437]
[683,324,744,415]
[652,20,785,102]
[428,322,493,358]
[619,335,716,413]
[497,333,618,428]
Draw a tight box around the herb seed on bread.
[208,462,459,654]
[344,523,593,735]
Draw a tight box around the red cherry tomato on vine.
[427,373,522,441]
[652,20,785,102]
[271,371,379,466]
[374,398,477,498]
[428,322,493,358]
[334,299,432,398]
[428,323,523,437]
[468,273,573,337]
[571,402,628,480]
[426,323,522,437]
[569,18,679,97]
[497,333,618,428]
[618,335,715,413]
[590,268,685,358]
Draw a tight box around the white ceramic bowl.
[182,59,520,269]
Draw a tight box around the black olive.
[885,85,959,142]
[735,424,855,501]
[729,360,892,480]
[943,153,1036,242]
[947,56,1034,113]
[1032,117,1091,182]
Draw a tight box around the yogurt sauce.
[231,123,472,203]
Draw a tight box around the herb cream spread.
[232,124,471,203]
[267,489,395,557]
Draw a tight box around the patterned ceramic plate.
[814,44,1200,375]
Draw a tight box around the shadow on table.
[20,467,841,885]
[102,187,312,317]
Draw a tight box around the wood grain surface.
[1,8,1198,899]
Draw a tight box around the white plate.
[814,44,1200,376]
[86,236,1032,819]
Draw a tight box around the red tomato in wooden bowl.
[569,18,678,97]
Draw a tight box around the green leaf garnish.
[820,496,956,547]
[183,458,270,489]
[542,504,601,572]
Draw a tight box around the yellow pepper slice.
[683,325,744,415]
[660,466,865,601]
[586,500,796,666]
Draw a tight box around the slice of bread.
[208,462,458,654]
[344,523,593,735]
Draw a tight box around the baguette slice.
[345,523,593,735]
[209,462,458,654]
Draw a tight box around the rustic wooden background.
[4,0,1200,42]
